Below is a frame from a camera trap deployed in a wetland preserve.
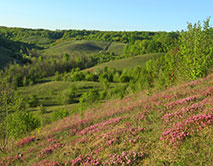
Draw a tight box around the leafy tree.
[52,109,69,121]
[26,94,39,107]
[79,89,100,104]
[0,72,25,151]
[179,18,213,80]
[4,111,40,138]
[62,53,69,62]
[60,86,77,104]
[38,56,43,62]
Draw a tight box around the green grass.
[41,40,126,58]
[85,53,164,71]
[21,35,52,45]
[1,73,212,165]
[106,42,127,55]
[41,40,111,57]
[18,80,102,107]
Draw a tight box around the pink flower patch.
[17,136,36,148]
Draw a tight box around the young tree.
[62,53,69,62]
[0,72,22,152]
[179,18,213,80]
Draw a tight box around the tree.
[0,72,23,152]
[0,71,40,150]
[179,18,213,80]
[62,53,69,62]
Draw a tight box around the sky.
[0,0,212,32]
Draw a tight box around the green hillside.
[20,36,52,45]
[85,53,164,71]
[106,42,126,55]
[41,40,125,58]
[19,81,102,107]
[1,74,212,165]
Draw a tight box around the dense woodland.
[0,18,212,165]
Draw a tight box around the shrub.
[27,94,39,107]
[60,86,76,104]
[38,105,47,114]
[4,111,40,138]
[79,89,100,104]
[110,84,128,99]
[179,18,213,80]
[54,71,61,81]
[52,109,69,121]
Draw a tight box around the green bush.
[99,89,107,100]
[38,105,47,114]
[4,111,40,138]
[54,71,61,81]
[178,18,213,80]
[110,84,128,99]
[52,109,69,121]
[79,89,100,104]
[27,94,39,107]
[60,86,76,104]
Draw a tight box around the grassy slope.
[18,80,102,108]
[0,38,126,68]
[107,42,126,55]
[41,40,125,58]
[85,53,164,71]
[21,36,52,45]
[1,74,212,165]
[18,80,122,113]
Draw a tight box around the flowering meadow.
[0,74,212,165]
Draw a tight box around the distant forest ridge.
[0,26,178,45]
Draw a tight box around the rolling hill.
[41,40,126,58]
[85,53,164,71]
[1,74,212,165]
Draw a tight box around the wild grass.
[1,73,212,165]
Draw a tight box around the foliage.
[38,105,47,114]
[79,89,100,104]
[59,86,77,104]
[51,109,69,121]
[3,54,94,88]
[4,111,40,138]
[110,84,128,99]
[0,71,25,151]
[93,51,120,64]
[178,18,213,80]
[123,32,178,57]
[26,94,39,107]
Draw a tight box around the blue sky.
[0,0,212,31]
